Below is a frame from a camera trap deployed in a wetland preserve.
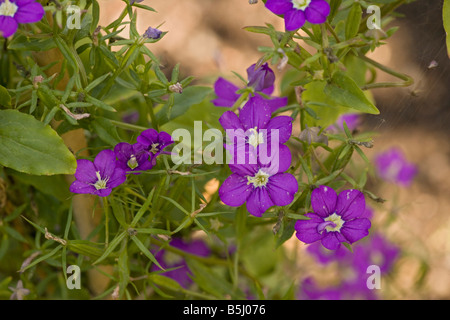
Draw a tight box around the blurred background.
[98,0,450,299]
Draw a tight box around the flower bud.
[299,126,328,146]
[246,63,275,92]
[169,82,183,94]
[143,26,162,40]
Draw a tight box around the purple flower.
[212,63,287,113]
[328,113,361,133]
[114,142,153,175]
[143,26,162,39]
[152,238,210,288]
[219,145,298,217]
[0,0,45,38]
[351,233,400,275]
[130,0,143,4]
[220,95,292,157]
[374,147,417,186]
[136,129,174,166]
[297,277,342,300]
[265,0,331,31]
[295,185,371,250]
[69,150,127,197]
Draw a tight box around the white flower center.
[324,213,345,232]
[150,143,160,154]
[291,0,311,10]
[0,0,18,17]
[127,155,138,170]
[247,169,270,188]
[93,171,109,190]
[247,127,264,148]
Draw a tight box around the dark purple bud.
[246,63,275,92]
[143,26,162,40]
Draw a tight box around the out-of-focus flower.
[114,142,153,175]
[265,0,330,31]
[306,241,350,265]
[299,125,328,146]
[295,185,371,250]
[351,233,400,275]
[374,147,417,186]
[212,63,287,112]
[69,150,127,197]
[152,238,210,288]
[297,277,342,300]
[0,0,45,38]
[327,113,361,133]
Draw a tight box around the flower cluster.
[217,65,298,217]
[70,129,173,197]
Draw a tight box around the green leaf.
[0,85,11,107]
[5,168,70,201]
[155,86,213,126]
[91,117,121,146]
[67,240,105,260]
[7,35,56,51]
[325,72,379,114]
[93,231,126,265]
[0,110,77,175]
[444,0,450,58]
[148,274,182,292]
[345,2,362,40]
[130,236,164,270]
[186,259,245,299]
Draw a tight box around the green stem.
[144,95,159,130]
[102,197,110,247]
[109,120,148,131]
[358,54,414,90]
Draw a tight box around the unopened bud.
[32,75,44,89]
[169,82,183,94]
[136,64,145,74]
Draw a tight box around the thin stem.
[109,120,148,131]
[102,197,110,247]
[358,54,414,90]
[326,22,340,43]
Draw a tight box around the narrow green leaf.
[91,117,121,146]
[85,95,117,112]
[84,72,111,93]
[130,188,155,227]
[130,236,164,270]
[93,231,126,265]
[345,2,362,40]
[21,245,63,272]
